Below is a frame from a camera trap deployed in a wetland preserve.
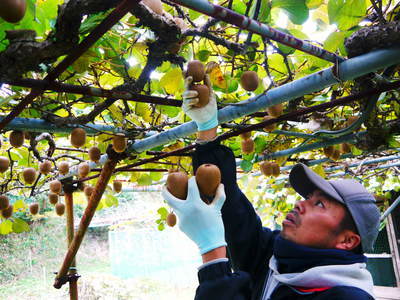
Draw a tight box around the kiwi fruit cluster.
[186,60,210,108]
[0,0,27,23]
[240,71,259,92]
[260,161,280,177]
[0,195,12,219]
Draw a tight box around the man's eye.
[316,200,324,208]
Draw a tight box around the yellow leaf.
[206,62,227,89]
[160,68,183,95]
[13,199,26,210]
[312,164,326,178]
[108,104,124,123]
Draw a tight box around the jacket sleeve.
[195,261,252,300]
[192,138,279,280]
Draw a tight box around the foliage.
[0,0,399,234]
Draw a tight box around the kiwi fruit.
[166,171,188,200]
[48,192,59,205]
[0,0,26,23]
[142,0,163,15]
[55,203,65,216]
[88,146,101,162]
[260,161,273,176]
[1,205,13,219]
[113,180,122,193]
[340,143,351,154]
[195,164,221,199]
[0,156,9,173]
[267,104,284,117]
[241,138,255,154]
[240,132,252,140]
[166,212,177,227]
[39,160,52,175]
[323,146,334,158]
[346,116,358,127]
[49,180,62,194]
[78,162,90,178]
[70,128,86,148]
[22,167,37,185]
[9,130,24,148]
[84,185,94,199]
[29,203,39,215]
[58,161,70,175]
[186,60,205,82]
[190,84,210,108]
[0,195,9,210]
[330,149,341,161]
[112,134,127,153]
[263,116,277,132]
[240,71,259,91]
[271,162,280,177]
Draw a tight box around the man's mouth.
[283,211,299,226]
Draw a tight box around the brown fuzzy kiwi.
[260,161,273,176]
[166,171,188,200]
[240,71,259,91]
[186,60,205,82]
[267,104,284,117]
[113,181,122,193]
[88,146,101,162]
[55,203,65,216]
[49,180,62,194]
[70,128,86,148]
[48,192,59,205]
[166,212,177,227]
[29,203,39,215]
[0,156,9,173]
[263,116,276,132]
[195,164,221,199]
[58,161,70,175]
[240,132,252,140]
[22,167,37,185]
[190,84,210,108]
[340,143,351,154]
[241,138,255,154]
[9,130,24,148]
[78,162,90,178]
[39,160,52,175]
[323,146,334,158]
[84,185,94,199]
[0,195,9,210]
[346,116,359,127]
[1,205,13,219]
[0,0,27,23]
[112,134,127,153]
[271,162,280,177]
[330,149,341,161]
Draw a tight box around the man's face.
[280,189,346,249]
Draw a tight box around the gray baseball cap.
[289,163,380,253]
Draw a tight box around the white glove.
[182,75,219,131]
[162,177,227,255]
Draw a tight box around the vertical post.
[54,158,118,289]
[64,191,78,300]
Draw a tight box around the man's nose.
[295,200,306,214]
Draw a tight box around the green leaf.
[254,136,267,153]
[328,0,367,31]
[388,135,400,148]
[306,0,323,9]
[157,207,168,219]
[150,171,163,181]
[160,68,184,95]
[137,173,152,186]
[0,220,13,235]
[272,0,309,24]
[12,218,30,233]
[250,0,271,23]
[240,160,253,172]
[323,31,346,53]
[197,50,211,62]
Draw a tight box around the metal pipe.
[380,194,400,221]
[170,0,343,63]
[129,47,400,153]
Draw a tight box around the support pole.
[64,191,78,300]
[54,157,118,289]
[0,0,140,130]
[170,0,343,63]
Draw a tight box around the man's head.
[281,163,380,253]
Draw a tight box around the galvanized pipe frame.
[169,0,343,63]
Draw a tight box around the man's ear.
[334,230,361,251]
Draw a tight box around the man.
[162,75,380,299]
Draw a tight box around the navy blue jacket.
[191,139,374,300]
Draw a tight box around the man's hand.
[162,177,227,255]
[182,75,218,131]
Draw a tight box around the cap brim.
[289,164,344,203]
